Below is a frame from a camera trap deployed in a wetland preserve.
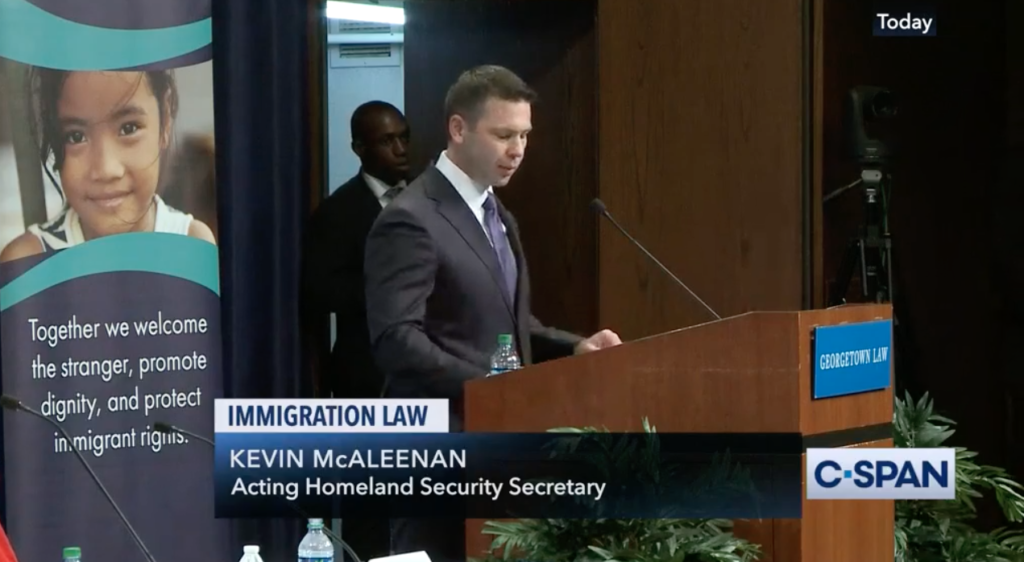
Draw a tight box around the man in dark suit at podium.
[302,100,411,559]
[363,65,621,561]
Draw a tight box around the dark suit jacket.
[303,174,386,398]
[364,167,582,421]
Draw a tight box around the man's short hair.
[351,100,403,143]
[444,65,537,125]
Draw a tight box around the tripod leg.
[885,239,894,305]
[829,240,861,307]
[859,240,870,298]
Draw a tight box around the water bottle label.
[298,558,332,562]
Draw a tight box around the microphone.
[153,422,363,562]
[0,394,158,562]
[590,198,721,320]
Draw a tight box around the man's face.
[451,98,531,187]
[355,109,410,186]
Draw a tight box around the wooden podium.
[462,304,894,562]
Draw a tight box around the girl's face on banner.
[56,71,168,237]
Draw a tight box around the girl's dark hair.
[28,68,180,172]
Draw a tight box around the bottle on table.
[239,545,264,562]
[488,333,521,376]
[62,546,81,562]
[298,518,334,562]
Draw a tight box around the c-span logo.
[807,448,955,500]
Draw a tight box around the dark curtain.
[993,146,1024,483]
[212,0,316,558]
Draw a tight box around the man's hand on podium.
[574,329,623,354]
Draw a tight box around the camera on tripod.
[844,86,897,165]
[828,86,898,307]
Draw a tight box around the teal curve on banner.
[0,233,220,312]
[0,0,210,70]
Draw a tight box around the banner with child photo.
[0,0,226,559]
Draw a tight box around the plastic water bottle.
[62,547,82,562]
[239,545,264,562]
[488,333,521,376]
[298,518,335,562]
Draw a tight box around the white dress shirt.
[434,151,505,245]
[362,172,406,208]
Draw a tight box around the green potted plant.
[894,392,1024,561]
[477,393,1024,561]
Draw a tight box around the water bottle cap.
[243,545,260,553]
[498,334,513,345]
[63,547,81,557]
[308,518,324,528]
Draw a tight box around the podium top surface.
[464,304,893,438]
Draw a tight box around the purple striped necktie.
[482,193,518,301]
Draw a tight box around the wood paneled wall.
[596,0,807,338]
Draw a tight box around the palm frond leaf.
[894,392,1024,561]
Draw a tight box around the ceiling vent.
[327,20,402,67]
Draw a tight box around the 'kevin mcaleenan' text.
[229,448,468,469]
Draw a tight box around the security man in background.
[302,100,411,559]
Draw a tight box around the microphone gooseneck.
[2,394,158,562]
[590,198,721,320]
[152,422,364,562]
